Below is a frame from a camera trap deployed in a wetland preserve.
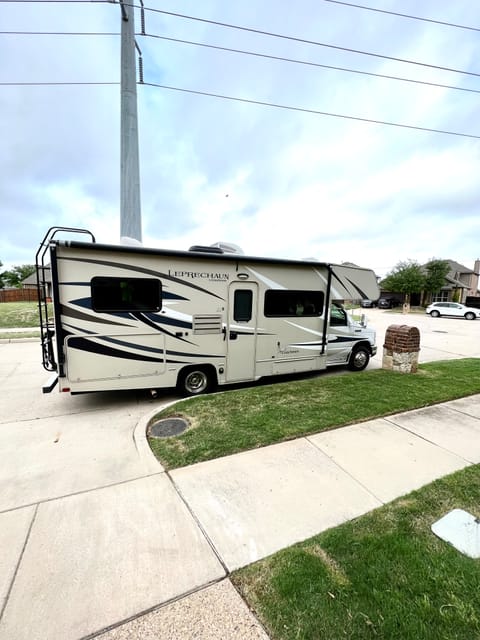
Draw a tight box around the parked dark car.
[378,297,400,309]
[360,299,377,308]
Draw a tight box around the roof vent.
[210,241,244,255]
[189,245,224,254]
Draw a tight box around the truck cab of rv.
[327,302,377,371]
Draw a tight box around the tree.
[380,260,425,311]
[422,259,450,305]
[0,260,4,288]
[2,264,36,288]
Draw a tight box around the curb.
[132,398,190,474]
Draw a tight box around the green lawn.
[233,464,480,640]
[148,359,480,469]
[0,301,47,328]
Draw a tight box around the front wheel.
[430,310,440,318]
[177,367,214,397]
[348,345,370,371]
[465,312,476,320]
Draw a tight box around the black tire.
[348,345,370,371]
[430,310,440,318]
[465,312,476,320]
[177,367,214,397]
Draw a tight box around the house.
[432,259,480,303]
[22,267,52,301]
[379,259,480,307]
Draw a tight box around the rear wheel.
[430,310,440,318]
[348,345,370,371]
[177,367,214,397]
[465,312,476,320]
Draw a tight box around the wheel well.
[177,364,218,386]
[352,341,372,355]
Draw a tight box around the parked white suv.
[426,302,480,320]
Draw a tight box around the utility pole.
[120,0,142,243]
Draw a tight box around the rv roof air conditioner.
[211,241,244,255]
[189,245,224,254]
[188,242,245,255]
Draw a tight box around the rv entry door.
[226,282,258,382]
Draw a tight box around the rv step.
[42,374,59,394]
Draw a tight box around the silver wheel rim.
[185,371,208,394]
[354,350,368,368]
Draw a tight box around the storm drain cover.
[431,509,480,558]
[149,418,188,438]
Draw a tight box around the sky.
[1,0,480,279]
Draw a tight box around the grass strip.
[148,358,480,469]
[0,301,51,328]
[232,464,480,640]
[0,331,40,340]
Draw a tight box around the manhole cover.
[149,418,188,438]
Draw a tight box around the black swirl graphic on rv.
[67,337,186,364]
[60,256,225,300]
[131,312,195,344]
[61,304,136,328]
[70,338,159,362]
[331,273,368,300]
[99,336,223,359]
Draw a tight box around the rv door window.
[264,290,324,317]
[329,304,348,326]
[91,277,161,312]
[233,289,253,322]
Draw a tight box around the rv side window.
[234,289,253,322]
[264,290,324,317]
[91,277,162,312]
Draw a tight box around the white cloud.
[1,0,479,282]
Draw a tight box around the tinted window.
[264,290,323,317]
[91,277,161,312]
[234,289,253,322]
[330,304,347,326]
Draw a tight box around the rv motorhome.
[36,227,380,396]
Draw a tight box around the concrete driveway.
[0,341,228,639]
[0,316,477,639]
[360,307,480,368]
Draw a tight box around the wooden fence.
[0,288,39,303]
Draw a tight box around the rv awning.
[329,264,380,301]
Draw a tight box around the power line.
[0,31,119,35]
[3,3,480,79]
[143,33,480,96]
[321,0,480,33]
[141,6,480,78]
[142,81,480,140]
[0,81,118,85]
[0,0,110,3]
[2,28,479,94]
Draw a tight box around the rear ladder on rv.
[35,227,95,391]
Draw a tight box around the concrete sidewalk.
[0,341,479,639]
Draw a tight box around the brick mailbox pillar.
[382,325,420,373]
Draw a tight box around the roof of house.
[446,259,474,275]
[22,267,51,286]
